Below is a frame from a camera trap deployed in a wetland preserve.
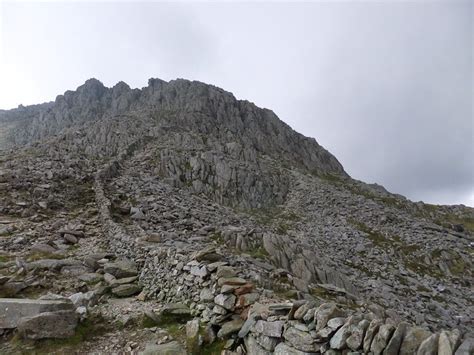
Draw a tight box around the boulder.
[455,337,473,355]
[347,319,370,350]
[186,319,200,354]
[370,324,395,354]
[111,284,142,297]
[438,329,462,355]
[156,303,192,323]
[363,319,383,353]
[216,266,237,278]
[214,293,236,311]
[399,327,431,355]
[284,326,319,352]
[383,322,409,355]
[330,319,353,350]
[244,335,272,355]
[217,318,244,338]
[315,302,344,331]
[17,310,78,339]
[253,320,285,338]
[217,277,247,287]
[0,298,74,329]
[104,260,138,278]
[417,333,439,355]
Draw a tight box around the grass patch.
[210,231,223,244]
[0,254,12,262]
[243,207,301,234]
[247,246,269,260]
[201,339,227,355]
[26,252,66,261]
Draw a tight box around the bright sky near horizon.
[0,0,473,206]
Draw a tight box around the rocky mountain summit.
[0,78,472,354]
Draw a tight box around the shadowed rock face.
[0,78,345,208]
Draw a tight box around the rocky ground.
[0,78,473,354]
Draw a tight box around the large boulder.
[455,337,473,355]
[0,298,74,329]
[17,310,78,339]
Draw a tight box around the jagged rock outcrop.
[1,78,346,209]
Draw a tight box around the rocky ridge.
[0,78,472,354]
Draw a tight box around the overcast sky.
[0,1,472,206]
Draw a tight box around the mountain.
[0,78,472,354]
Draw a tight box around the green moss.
[276,222,290,235]
[350,220,391,248]
[243,207,300,234]
[405,260,443,278]
[27,252,66,261]
[0,254,12,262]
[210,231,223,244]
[141,315,158,329]
[449,258,466,275]
[316,172,344,184]
[247,246,269,260]
[163,323,183,337]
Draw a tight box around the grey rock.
[214,293,236,311]
[330,319,353,350]
[284,326,319,352]
[274,342,316,355]
[17,310,78,339]
[186,319,200,354]
[439,329,462,355]
[111,284,141,297]
[363,319,383,353]
[217,318,244,338]
[199,288,214,303]
[399,327,432,355]
[244,335,272,355]
[0,298,74,329]
[417,333,439,355]
[253,320,285,338]
[371,324,395,355]
[315,302,344,331]
[103,259,138,278]
[347,319,370,351]
[382,321,409,355]
[455,337,474,355]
